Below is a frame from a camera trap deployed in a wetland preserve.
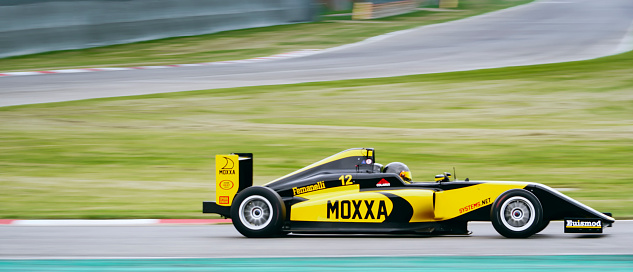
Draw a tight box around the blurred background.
[0,0,631,222]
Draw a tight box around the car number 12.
[339,174,353,185]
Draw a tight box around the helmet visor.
[400,170,412,181]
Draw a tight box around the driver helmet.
[384,162,412,182]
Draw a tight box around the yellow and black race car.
[203,148,614,238]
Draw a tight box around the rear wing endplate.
[203,153,253,218]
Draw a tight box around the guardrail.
[0,0,315,58]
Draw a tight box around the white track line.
[10,219,160,226]
[0,49,321,77]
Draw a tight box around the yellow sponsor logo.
[219,180,234,190]
[293,181,326,196]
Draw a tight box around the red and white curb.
[0,219,231,226]
[0,49,321,77]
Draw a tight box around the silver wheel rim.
[238,195,273,230]
[500,196,535,232]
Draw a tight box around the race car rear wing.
[202,153,253,218]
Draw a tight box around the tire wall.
[0,0,316,58]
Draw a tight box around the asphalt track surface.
[2,0,633,107]
[1,221,632,259]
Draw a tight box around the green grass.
[2,0,631,219]
[0,0,532,72]
[1,47,632,219]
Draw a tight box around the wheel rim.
[238,195,273,230]
[500,196,535,232]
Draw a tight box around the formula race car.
[203,148,614,238]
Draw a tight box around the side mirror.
[434,173,452,182]
[435,174,445,182]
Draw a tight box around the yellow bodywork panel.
[291,185,394,223]
[215,154,239,206]
[291,187,436,223]
[290,180,530,223]
[434,182,529,220]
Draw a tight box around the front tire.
[491,189,543,238]
[535,219,550,234]
[230,186,286,238]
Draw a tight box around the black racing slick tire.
[491,189,543,238]
[230,186,286,238]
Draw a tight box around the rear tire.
[231,186,286,238]
[491,189,543,238]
